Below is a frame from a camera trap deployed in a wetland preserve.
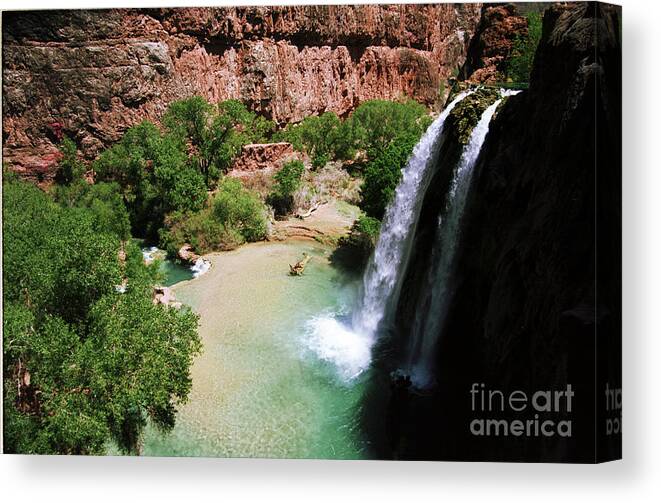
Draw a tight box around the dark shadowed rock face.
[461,3,528,83]
[367,3,621,462]
[2,5,482,180]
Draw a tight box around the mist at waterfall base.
[303,90,484,386]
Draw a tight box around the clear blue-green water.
[138,242,195,286]
[159,259,194,286]
[141,241,369,459]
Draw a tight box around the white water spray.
[304,91,473,382]
[407,90,520,388]
[191,257,211,278]
[352,91,474,338]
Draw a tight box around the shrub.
[360,134,419,219]
[348,215,381,255]
[506,12,543,84]
[293,162,362,210]
[268,160,305,215]
[213,178,268,242]
[159,209,244,256]
[160,178,268,255]
[56,137,86,185]
[334,215,381,270]
[347,99,431,160]
[445,87,501,145]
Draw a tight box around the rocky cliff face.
[2,4,481,181]
[460,3,528,83]
[367,2,621,462]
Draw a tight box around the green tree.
[273,101,429,168]
[55,181,131,241]
[163,97,274,186]
[347,99,431,160]
[56,137,86,185]
[160,177,269,255]
[94,120,207,239]
[3,181,201,455]
[268,160,305,215]
[213,177,268,242]
[360,134,419,219]
[274,112,344,168]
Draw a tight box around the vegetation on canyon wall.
[334,215,382,270]
[446,88,502,145]
[506,11,542,84]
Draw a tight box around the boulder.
[178,243,199,264]
[152,286,173,305]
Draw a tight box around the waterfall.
[303,91,472,382]
[352,90,473,338]
[406,90,519,388]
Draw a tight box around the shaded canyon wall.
[372,2,621,462]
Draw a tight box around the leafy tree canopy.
[163,97,275,185]
[94,120,207,238]
[55,180,131,241]
[160,177,269,255]
[347,99,432,160]
[55,137,86,185]
[360,133,419,219]
[3,181,201,455]
[213,177,269,243]
[268,160,305,215]
[274,100,430,170]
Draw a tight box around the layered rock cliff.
[367,2,621,462]
[460,3,528,83]
[2,4,481,181]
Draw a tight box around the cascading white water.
[352,90,473,337]
[191,257,211,278]
[406,90,520,388]
[304,91,473,382]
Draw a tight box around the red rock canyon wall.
[2,4,482,180]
